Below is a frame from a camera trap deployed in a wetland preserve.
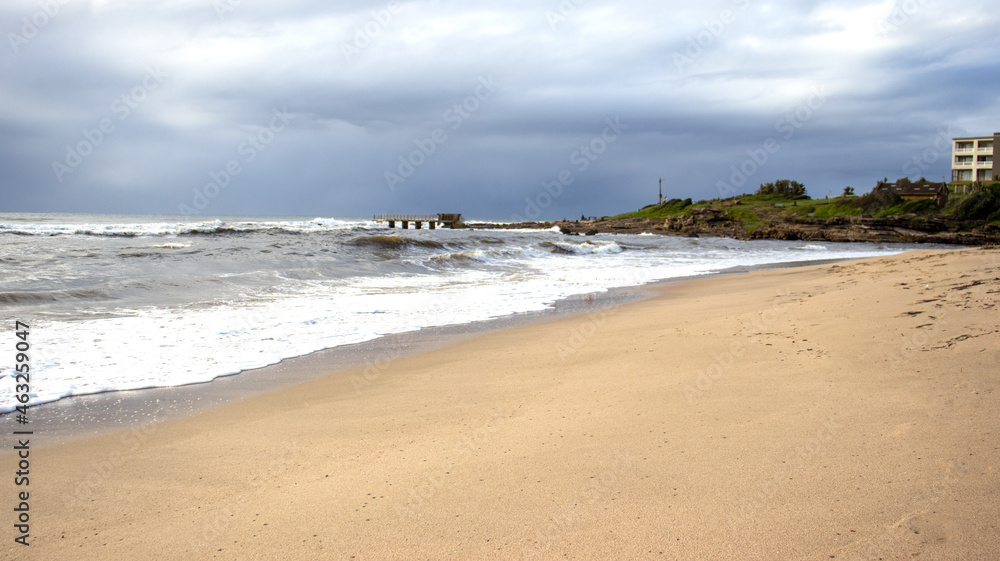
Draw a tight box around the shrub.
[874,198,940,217]
[895,199,940,214]
[848,189,900,214]
[954,184,1000,221]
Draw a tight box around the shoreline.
[4,281,650,447]
[3,247,998,558]
[4,256,859,447]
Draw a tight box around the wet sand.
[3,248,998,559]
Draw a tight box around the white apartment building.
[952,133,997,182]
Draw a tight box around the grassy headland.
[592,182,1000,243]
[468,182,1000,244]
[614,183,1000,224]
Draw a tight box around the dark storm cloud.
[1,0,998,219]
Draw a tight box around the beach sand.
[4,248,999,560]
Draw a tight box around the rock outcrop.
[470,213,1000,245]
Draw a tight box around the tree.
[755,179,807,198]
[842,186,855,197]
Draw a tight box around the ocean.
[0,213,936,413]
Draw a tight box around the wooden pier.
[373,213,462,229]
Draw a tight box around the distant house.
[875,180,949,207]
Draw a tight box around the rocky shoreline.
[469,212,1000,245]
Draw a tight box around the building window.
[955,141,974,153]
[954,169,973,181]
[955,156,973,165]
[978,156,993,165]
[978,169,994,181]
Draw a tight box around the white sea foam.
[0,217,370,237]
[542,240,623,255]
[143,243,192,249]
[0,216,920,413]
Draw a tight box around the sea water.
[0,213,934,412]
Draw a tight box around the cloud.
[1,0,998,218]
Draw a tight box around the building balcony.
[953,169,974,181]
[954,148,974,153]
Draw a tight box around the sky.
[1,0,998,220]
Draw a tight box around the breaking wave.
[350,235,448,250]
[0,289,115,304]
[0,218,368,237]
[539,240,624,255]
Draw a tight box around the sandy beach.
[4,247,998,560]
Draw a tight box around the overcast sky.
[1,0,998,220]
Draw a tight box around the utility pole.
[658,178,663,205]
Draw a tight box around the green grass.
[812,201,862,218]
[611,198,692,219]
[725,206,765,232]
[726,206,761,223]
[728,196,858,219]
[873,199,940,217]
